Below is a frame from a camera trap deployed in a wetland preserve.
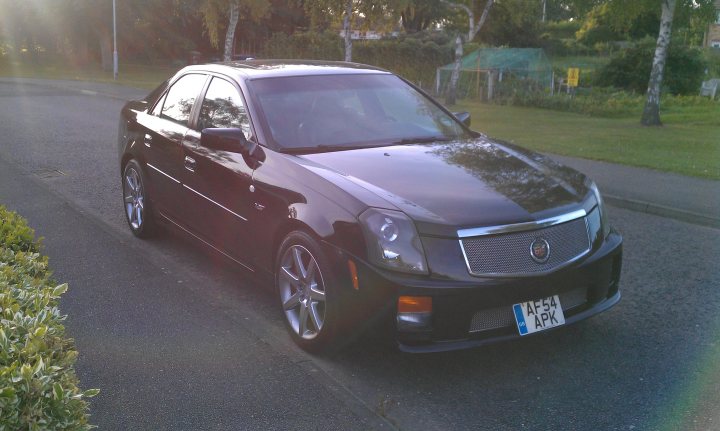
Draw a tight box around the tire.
[122,159,156,238]
[276,231,339,352]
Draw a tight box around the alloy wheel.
[278,245,327,340]
[123,166,145,230]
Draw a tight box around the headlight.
[588,181,611,238]
[359,208,428,274]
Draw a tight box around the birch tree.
[641,0,676,126]
[199,0,269,61]
[442,0,495,105]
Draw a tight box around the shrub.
[0,205,97,430]
[491,86,717,118]
[596,39,708,95]
[705,48,720,77]
[261,31,454,89]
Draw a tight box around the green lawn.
[0,62,177,90]
[454,101,720,180]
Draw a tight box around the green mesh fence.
[436,48,553,99]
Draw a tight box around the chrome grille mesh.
[468,288,588,333]
[460,217,590,276]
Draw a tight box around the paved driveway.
[0,80,718,430]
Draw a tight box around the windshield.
[247,74,470,151]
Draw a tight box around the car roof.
[180,60,391,80]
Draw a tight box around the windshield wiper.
[390,136,454,145]
[281,144,372,154]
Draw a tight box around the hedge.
[0,205,97,430]
[261,31,455,89]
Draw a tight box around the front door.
[181,76,256,265]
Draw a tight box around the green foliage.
[492,84,718,118]
[0,205,97,430]
[542,20,582,40]
[263,31,343,60]
[354,37,453,86]
[262,31,453,87]
[705,49,720,77]
[596,39,708,95]
[477,0,542,47]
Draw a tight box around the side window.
[151,93,166,116]
[160,74,207,126]
[198,77,251,139]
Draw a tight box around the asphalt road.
[0,81,719,431]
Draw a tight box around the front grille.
[468,287,588,333]
[460,216,590,276]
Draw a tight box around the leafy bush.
[491,86,717,118]
[0,205,97,430]
[262,31,343,61]
[596,39,707,95]
[262,31,454,88]
[705,49,720,77]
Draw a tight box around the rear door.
[136,73,208,221]
[181,76,256,264]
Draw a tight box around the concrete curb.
[605,194,720,230]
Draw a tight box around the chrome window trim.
[457,209,587,238]
[146,163,180,184]
[183,184,248,222]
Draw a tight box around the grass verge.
[0,61,177,90]
[455,101,720,180]
[0,205,98,429]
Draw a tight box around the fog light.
[397,296,432,331]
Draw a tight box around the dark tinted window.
[160,74,207,126]
[198,77,251,139]
[248,74,468,150]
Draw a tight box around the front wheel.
[276,231,339,352]
[122,160,156,238]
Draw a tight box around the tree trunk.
[224,1,240,62]
[343,0,353,62]
[641,0,676,126]
[445,36,463,106]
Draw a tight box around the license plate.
[513,295,565,336]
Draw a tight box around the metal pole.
[113,0,118,80]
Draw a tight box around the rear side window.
[198,77,251,139]
[160,74,207,126]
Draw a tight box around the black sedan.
[118,61,622,353]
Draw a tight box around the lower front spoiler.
[397,291,621,354]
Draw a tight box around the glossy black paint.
[119,60,622,351]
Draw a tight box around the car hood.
[298,137,592,237]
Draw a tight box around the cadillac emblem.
[530,238,550,263]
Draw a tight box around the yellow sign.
[567,68,580,87]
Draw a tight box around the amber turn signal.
[347,260,359,290]
[397,296,432,313]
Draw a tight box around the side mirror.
[200,128,265,168]
[201,128,252,153]
[453,111,471,127]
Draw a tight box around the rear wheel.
[276,231,338,352]
[122,160,156,238]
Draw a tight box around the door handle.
[184,156,196,172]
[144,134,152,147]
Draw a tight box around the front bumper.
[329,230,623,353]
